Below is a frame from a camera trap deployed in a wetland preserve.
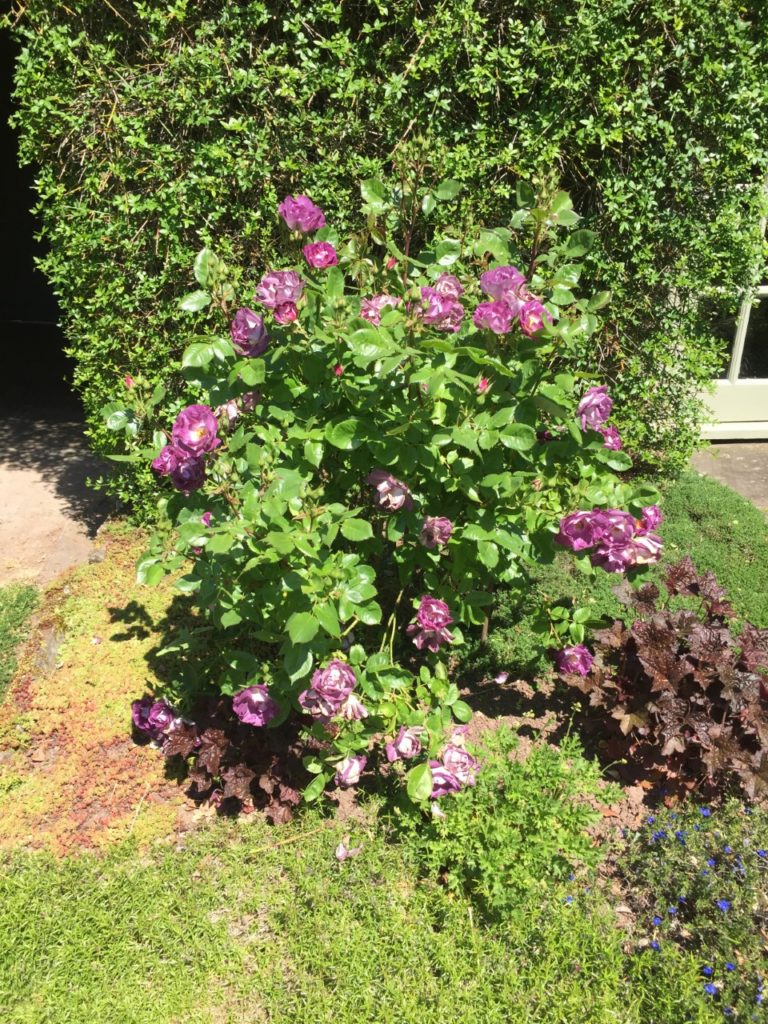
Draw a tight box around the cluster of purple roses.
[577,384,622,451]
[151,404,221,493]
[556,504,663,573]
[472,265,551,337]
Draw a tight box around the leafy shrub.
[560,558,768,799]
[8,1,768,512]
[622,801,768,1019]
[392,725,614,920]
[118,187,662,809]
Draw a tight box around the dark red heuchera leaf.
[196,728,229,777]
[664,556,699,597]
[187,765,213,794]
[222,763,256,802]
[162,722,198,758]
[739,623,768,672]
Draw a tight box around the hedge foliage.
[8,0,768,513]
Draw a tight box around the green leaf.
[193,247,214,287]
[106,410,129,431]
[421,192,436,215]
[434,239,461,266]
[302,773,328,802]
[516,182,536,207]
[566,230,597,257]
[286,612,320,643]
[325,266,344,299]
[452,700,473,723]
[340,518,374,541]
[303,440,323,468]
[360,178,388,213]
[346,328,396,361]
[406,763,434,802]
[179,290,211,312]
[357,601,382,625]
[325,417,363,450]
[499,423,537,450]
[478,540,499,568]
[314,602,341,638]
[284,644,313,682]
[596,449,633,472]
[181,342,214,368]
[136,557,165,587]
[435,178,462,201]
[587,290,611,311]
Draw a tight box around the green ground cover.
[0,584,37,698]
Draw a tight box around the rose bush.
[116,182,661,808]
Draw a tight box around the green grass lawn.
[0,584,37,698]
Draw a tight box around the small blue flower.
[724,845,733,854]
[704,983,718,996]
[678,895,687,903]
[651,829,667,843]
[670,812,678,819]
[703,967,714,977]
[701,869,710,877]
[647,815,656,825]
[583,887,590,894]
[725,963,735,972]
[757,849,766,858]
[716,899,731,912]
[563,896,573,904]
[668,906,677,915]
[700,807,711,818]
[568,872,575,881]
[707,858,716,867]
[650,940,660,951]
[694,824,701,831]
[723,1007,733,1017]
[652,916,662,927]
[675,830,686,843]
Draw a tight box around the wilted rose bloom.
[432,273,464,299]
[303,241,339,268]
[420,516,453,549]
[298,688,337,720]
[152,444,182,476]
[479,265,527,302]
[337,694,369,721]
[335,837,363,862]
[230,307,269,357]
[169,455,206,494]
[473,300,514,334]
[639,505,663,532]
[335,754,367,788]
[477,376,490,394]
[171,404,220,457]
[442,743,479,786]
[555,510,602,551]
[599,425,622,450]
[519,299,551,336]
[630,531,663,565]
[429,762,462,798]
[366,469,413,512]
[232,685,280,727]
[312,659,357,708]
[214,399,239,427]
[201,511,212,527]
[241,391,260,411]
[594,509,636,545]
[278,194,326,232]
[555,645,594,675]
[255,270,304,310]
[407,595,454,652]
[577,385,613,431]
[420,287,464,333]
[385,725,426,762]
[360,293,400,326]
[590,543,634,573]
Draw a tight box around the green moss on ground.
[0,584,37,698]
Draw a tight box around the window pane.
[738,298,768,379]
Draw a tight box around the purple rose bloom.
[230,307,269,357]
[366,469,413,512]
[201,511,212,527]
[335,754,367,788]
[337,694,369,721]
[442,743,479,786]
[432,273,464,299]
[303,241,339,269]
[298,688,337,721]
[630,532,663,565]
[132,696,175,739]
[473,300,514,335]
[312,659,357,708]
[407,595,454,652]
[594,509,637,546]
[169,455,206,494]
[151,444,182,476]
[147,699,175,733]
[577,385,613,431]
[278,194,326,233]
[519,299,551,337]
[171,404,220,457]
[232,685,280,727]
[420,516,453,549]
[385,725,426,762]
[600,425,623,450]
[555,510,602,551]
[274,301,298,324]
[639,505,663,532]
[360,294,400,326]
[555,645,594,676]
[429,762,462,798]
[420,287,464,333]
[214,400,239,427]
[479,265,527,303]
[590,543,634,573]
[255,270,304,310]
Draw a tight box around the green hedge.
[8,0,768,514]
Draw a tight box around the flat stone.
[691,442,768,513]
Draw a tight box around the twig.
[245,824,329,860]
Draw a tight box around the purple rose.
[630,532,663,565]
[594,509,636,546]
[639,505,663,532]
[590,543,634,573]
[432,273,464,299]
[406,595,454,652]
[366,469,413,512]
[420,287,464,333]
[255,270,304,310]
[335,754,367,788]
[600,425,622,450]
[337,694,369,721]
[555,510,602,551]
[171,404,220,457]
[555,645,594,675]
[479,265,527,303]
[230,308,269,357]
[442,743,479,786]
[298,688,337,721]
[519,299,551,337]
[312,659,357,708]
[132,696,175,739]
[303,241,339,269]
[473,300,514,335]
[385,725,426,762]
[232,685,280,727]
[274,301,298,324]
[278,194,326,233]
[577,386,613,431]
[169,456,206,494]
[360,294,400,326]
[201,511,212,527]
[429,762,462,798]
[420,516,453,549]
[152,444,182,476]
